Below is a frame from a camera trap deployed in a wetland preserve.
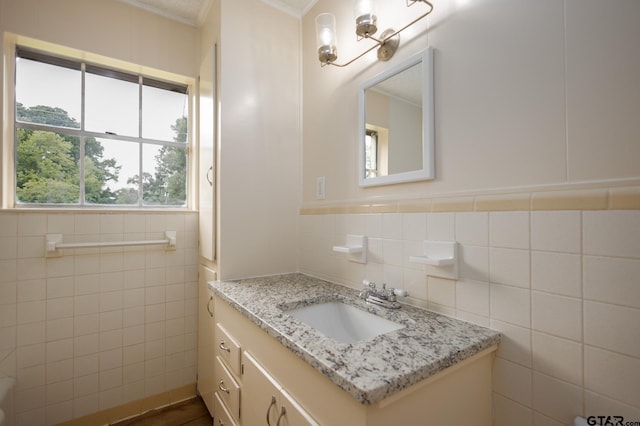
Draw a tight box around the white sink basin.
[285,302,404,344]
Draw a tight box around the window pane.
[82,137,128,204]
[15,58,81,128]
[142,144,187,206]
[85,73,139,137]
[365,132,378,178]
[142,85,188,142]
[14,50,191,208]
[16,129,80,204]
[87,138,140,205]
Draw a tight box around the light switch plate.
[316,176,326,199]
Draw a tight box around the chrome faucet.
[358,286,374,300]
[359,280,408,309]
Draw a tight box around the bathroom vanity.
[204,274,500,425]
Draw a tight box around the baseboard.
[57,383,197,426]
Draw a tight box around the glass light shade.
[354,0,375,18]
[354,0,377,37]
[316,13,338,64]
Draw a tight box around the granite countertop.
[210,273,501,405]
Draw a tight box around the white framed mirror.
[358,47,434,187]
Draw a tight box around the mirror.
[358,47,434,187]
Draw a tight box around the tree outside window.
[14,48,190,207]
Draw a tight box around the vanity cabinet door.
[276,387,320,426]
[242,352,318,426]
[216,323,241,376]
[214,392,239,426]
[215,356,240,421]
[197,266,216,415]
[198,44,216,262]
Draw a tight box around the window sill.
[4,206,196,213]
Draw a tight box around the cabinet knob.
[276,406,287,426]
[266,396,276,426]
[206,165,214,187]
[218,379,230,394]
[206,296,213,317]
[219,341,231,353]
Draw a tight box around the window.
[14,47,190,207]
[365,129,379,178]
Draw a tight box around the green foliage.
[16,104,122,204]
[17,103,80,128]
[16,130,79,203]
[113,187,139,205]
[121,116,188,206]
[142,145,187,205]
[84,156,119,204]
[16,104,187,206]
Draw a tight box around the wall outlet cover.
[316,176,326,199]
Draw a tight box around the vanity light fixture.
[316,0,434,67]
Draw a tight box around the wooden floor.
[111,397,212,426]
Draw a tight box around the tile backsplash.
[299,205,640,425]
[0,211,198,425]
[2,198,638,425]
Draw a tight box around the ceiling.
[118,0,316,26]
[373,62,423,107]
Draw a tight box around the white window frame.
[2,36,196,210]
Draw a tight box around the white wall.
[300,206,640,425]
[207,0,301,280]
[0,0,199,207]
[0,0,198,77]
[300,0,640,424]
[0,211,199,425]
[387,97,422,175]
[0,1,201,424]
[302,0,640,203]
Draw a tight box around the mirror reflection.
[364,62,423,178]
[359,48,434,187]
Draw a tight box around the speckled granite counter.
[210,273,501,405]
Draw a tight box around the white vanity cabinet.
[242,352,318,426]
[213,294,495,426]
[213,307,316,426]
[213,303,316,426]
[214,392,239,426]
[197,266,216,414]
[215,356,241,419]
[214,323,242,423]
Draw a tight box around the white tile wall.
[489,212,530,250]
[490,248,530,288]
[532,372,583,425]
[531,211,582,254]
[299,209,640,425]
[584,301,640,358]
[491,284,530,328]
[532,331,582,387]
[532,291,582,341]
[493,393,532,426]
[532,251,582,297]
[583,256,640,309]
[0,211,198,426]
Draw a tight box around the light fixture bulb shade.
[316,13,338,64]
[354,0,377,37]
[354,0,375,18]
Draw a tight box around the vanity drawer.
[215,356,240,420]
[216,322,241,375]
[214,391,239,426]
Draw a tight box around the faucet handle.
[362,280,376,289]
[383,288,407,303]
